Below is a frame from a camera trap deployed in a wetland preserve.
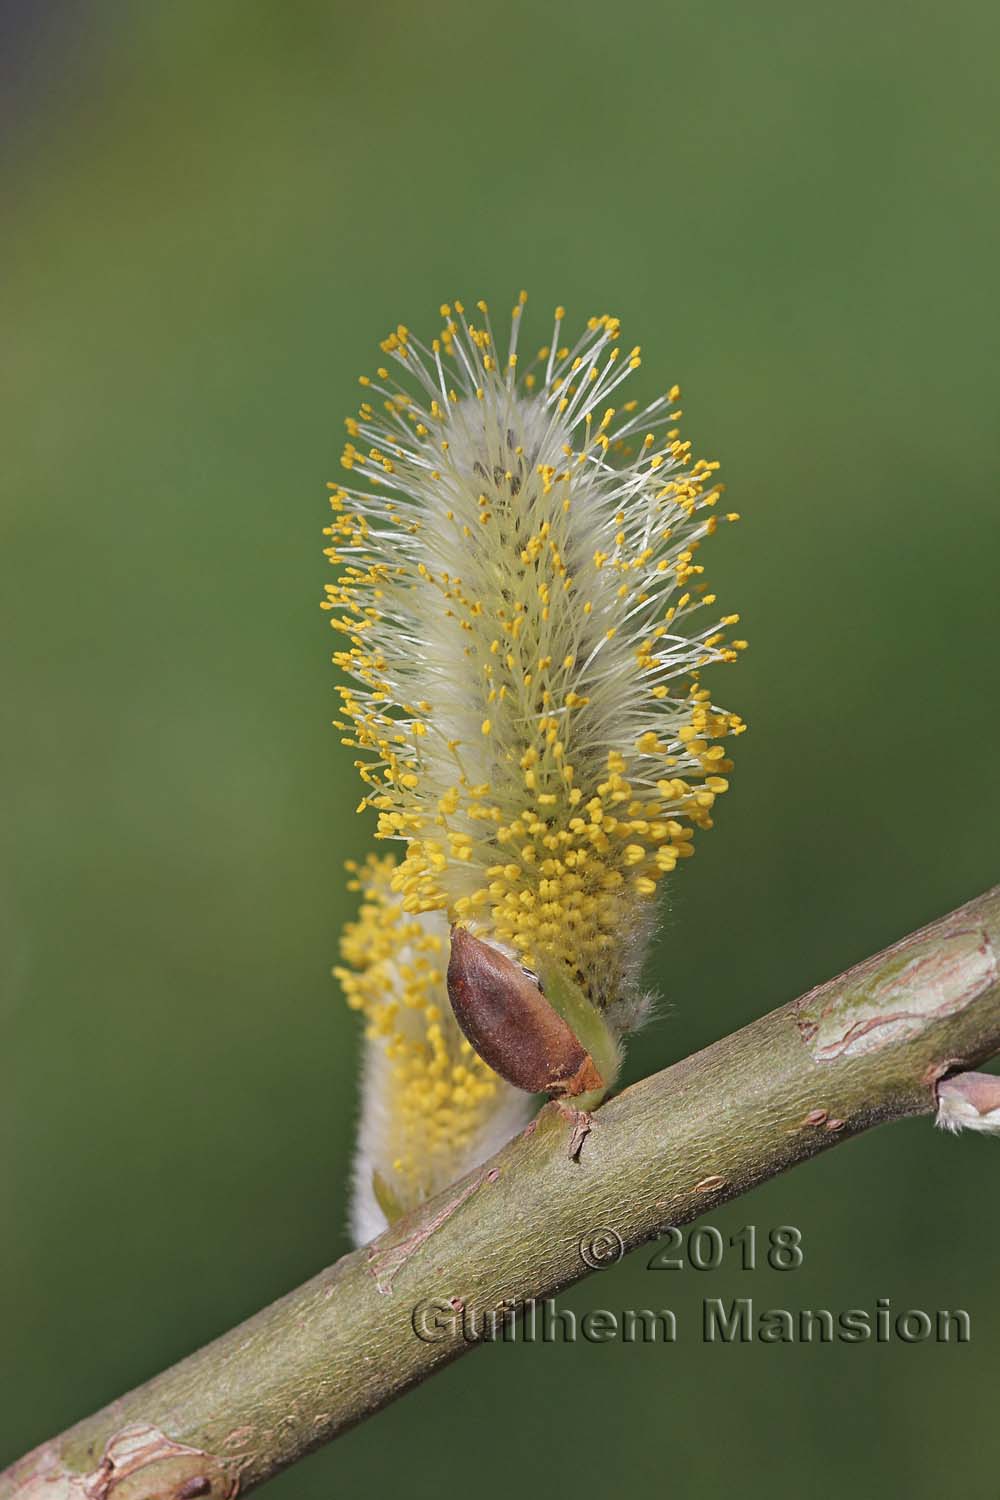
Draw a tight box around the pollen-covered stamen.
[324,295,745,1020]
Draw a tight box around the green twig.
[5,886,999,1500]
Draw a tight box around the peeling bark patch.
[218,1430,254,1454]
[4,1442,87,1500]
[177,1480,211,1500]
[7,1427,239,1500]
[87,1426,239,1500]
[367,1171,492,1295]
[694,1175,726,1193]
[793,927,997,1062]
[564,1109,593,1160]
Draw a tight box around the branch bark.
[5,886,1000,1500]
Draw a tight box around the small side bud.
[936,1071,1000,1135]
[447,927,604,1098]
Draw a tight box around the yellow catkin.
[336,854,509,1209]
[326,296,745,1022]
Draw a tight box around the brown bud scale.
[446,927,603,1098]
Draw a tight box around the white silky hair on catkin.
[350,1034,536,1245]
[935,1092,1000,1136]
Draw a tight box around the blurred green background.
[3,1,999,1493]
